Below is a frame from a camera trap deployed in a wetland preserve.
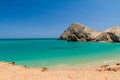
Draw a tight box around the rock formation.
[94,32,113,42]
[59,22,101,42]
[59,22,120,42]
[96,63,120,72]
[105,26,120,42]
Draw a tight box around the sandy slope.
[0,62,120,80]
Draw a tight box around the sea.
[0,38,120,68]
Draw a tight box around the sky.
[0,0,120,38]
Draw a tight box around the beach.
[1,0,120,79]
[0,39,120,80]
[1,62,120,80]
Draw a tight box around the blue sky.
[0,0,120,38]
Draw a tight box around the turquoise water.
[0,39,120,67]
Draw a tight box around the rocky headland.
[59,22,120,42]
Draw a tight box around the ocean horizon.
[0,38,120,68]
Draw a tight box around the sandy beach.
[0,62,120,80]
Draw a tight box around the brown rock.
[105,26,120,42]
[116,63,120,65]
[41,67,48,72]
[100,64,109,68]
[9,62,15,65]
[59,22,120,42]
[59,22,100,42]
[94,33,113,42]
[96,64,120,72]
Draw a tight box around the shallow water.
[0,39,120,67]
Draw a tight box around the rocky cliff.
[59,22,120,42]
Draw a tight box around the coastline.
[1,61,120,80]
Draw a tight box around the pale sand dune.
[0,62,120,80]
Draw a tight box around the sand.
[0,62,120,80]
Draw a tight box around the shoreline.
[14,58,120,70]
[1,61,120,80]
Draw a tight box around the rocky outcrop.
[59,22,120,42]
[94,32,113,42]
[105,26,120,42]
[59,22,101,42]
[97,63,120,72]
